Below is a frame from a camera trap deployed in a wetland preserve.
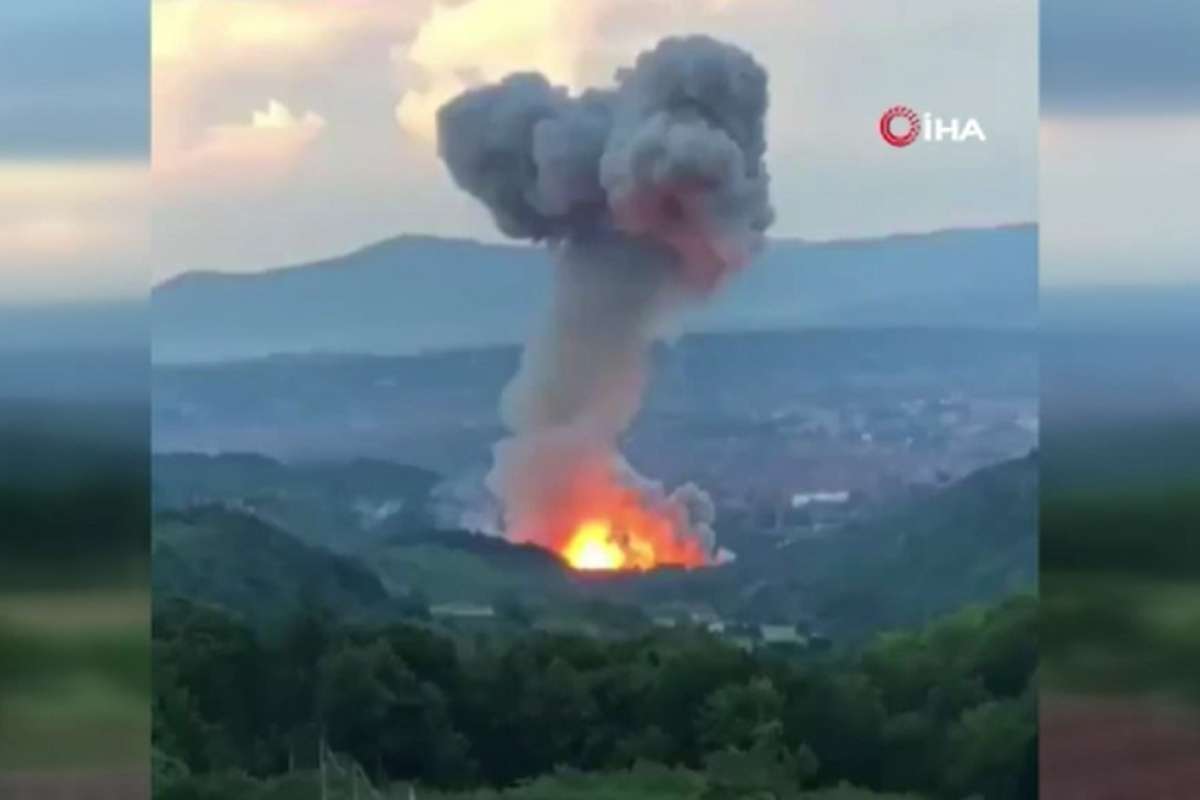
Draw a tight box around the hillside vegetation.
[153,594,1036,799]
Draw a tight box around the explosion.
[436,36,773,571]
[538,455,713,571]
[563,520,632,571]
[562,518,705,572]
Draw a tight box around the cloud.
[155,99,326,193]
[153,0,419,191]
[251,99,325,131]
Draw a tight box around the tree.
[151,595,1036,799]
[317,641,399,771]
[878,712,937,793]
[651,640,753,763]
[860,631,940,714]
[152,746,191,793]
[153,601,269,771]
[703,740,819,799]
[495,590,534,626]
[699,677,784,752]
[154,662,218,773]
[967,596,1037,697]
[780,670,886,788]
[941,696,1036,800]
[317,639,474,784]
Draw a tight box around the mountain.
[153,225,1036,363]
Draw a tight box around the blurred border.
[1040,0,1200,796]
[0,0,150,796]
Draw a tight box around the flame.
[503,448,712,572]
[562,519,627,571]
[556,499,707,572]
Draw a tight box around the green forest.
[152,594,1036,800]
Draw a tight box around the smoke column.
[437,35,773,566]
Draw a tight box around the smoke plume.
[437,35,772,565]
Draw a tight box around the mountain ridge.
[156,223,1035,289]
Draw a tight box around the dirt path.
[1041,693,1200,799]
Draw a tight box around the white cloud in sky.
[156,99,326,194]
[251,99,325,131]
[151,0,411,194]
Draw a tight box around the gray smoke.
[436,35,772,562]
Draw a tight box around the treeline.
[153,595,1036,799]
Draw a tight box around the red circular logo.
[880,106,920,147]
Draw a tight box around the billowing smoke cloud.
[437,35,772,565]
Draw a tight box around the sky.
[147,0,1039,283]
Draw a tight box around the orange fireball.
[561,518,663,571]
[508,456,711,572]
[562,520,627,571]
[555,498,709,572]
